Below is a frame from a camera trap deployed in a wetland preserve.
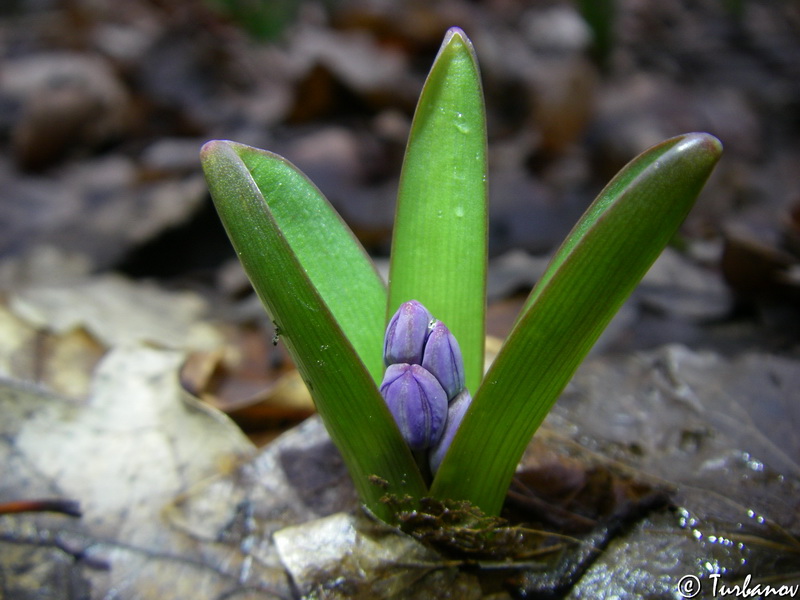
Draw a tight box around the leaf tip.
[679,132,724,163]
[444,26,468,43]
[440,26,477,57]
[700,132,724,159]
[201,140,241,172]
[200,139,223,160]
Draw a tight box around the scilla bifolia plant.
[201,27,722,524]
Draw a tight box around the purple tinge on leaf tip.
[384,300,433,366]
[380,363,448,451]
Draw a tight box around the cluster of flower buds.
[380,300,472,474]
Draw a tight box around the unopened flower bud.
[421,320,465,400]
[380,363,447,450]
[429,389,472,474]
[384,300,433,366]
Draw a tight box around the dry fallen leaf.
[539,345,800,598]
[2,299,798,599]
[0,248,227,398]
[9,273,222,351]
[171,346,800,598]
[274,512,483,600]
[0,345,263,599]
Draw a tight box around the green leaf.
[201,141,426,519]
[388,27,488,395]
[431,133,723,514]
[234,144,387,382]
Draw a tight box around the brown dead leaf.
[0,249,228,397]
[0,301,104,398]
[274,512,483,600]
[181,324,315,443]
[3,343,799,598]
[0,345,274,599]
[9,273,222,350]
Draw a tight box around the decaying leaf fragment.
[274,511,483,599]
[0,345,277,599]
[0,248,226,398]
[2,340,798,598]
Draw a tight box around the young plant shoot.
[201,27,722,523]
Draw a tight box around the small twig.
[0,498,82,517]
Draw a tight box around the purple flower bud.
[380,363,448,450]
[421,320,465,400]
[384,300,433,366]
[429,389,472,474]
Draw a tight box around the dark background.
[2,0,799,353]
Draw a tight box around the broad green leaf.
[234,144,387,382]
[388,27,488,394]
[431,133,723,514]
[201,141,425,519]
